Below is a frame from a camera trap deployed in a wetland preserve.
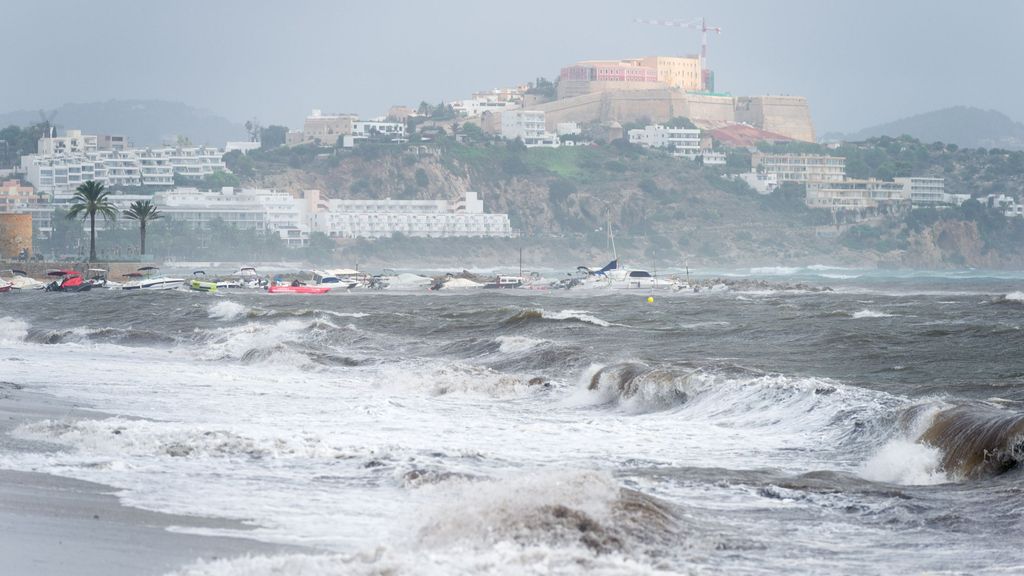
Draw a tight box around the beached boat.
[483,275,526,289]
[267,284,330,294]
[311,268,365,290]
[1,269,46,290]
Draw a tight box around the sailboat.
[568,222,668,290]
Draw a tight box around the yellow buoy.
[647,296,654,303]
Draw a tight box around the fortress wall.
[681,94,737,125]
[736,96,816,142]
[528,90,815,142]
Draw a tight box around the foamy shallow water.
[1,279,1023,574]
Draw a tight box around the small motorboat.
[0,280,12,293]
[121,267,185,291]
[44,269,93,292]
[87,268,121,289]
[267,284,331,294]
[189,271,219,293]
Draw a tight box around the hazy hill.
[0,100,247,147]
[830,106,1024,150]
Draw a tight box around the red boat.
[267,285,331,294]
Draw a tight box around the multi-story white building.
[452,98,520,118]
[627,125,701,158]
[805,179,909,211]
[500,111,558,148]
[37,130,98,155]
[22,136,228,198]
[894,177,946,206]
[151,187,310,247]
[314,191,512,239]
[351,120,407,141]
[701,150,727,166]
[751,152,846,183]
[737,172,779,194]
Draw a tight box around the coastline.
[0,384,306,576]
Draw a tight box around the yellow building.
[0,213,32,259]
[638,56,702,92]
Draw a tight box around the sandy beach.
[0,384,303,576]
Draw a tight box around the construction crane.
[634,17,722,92]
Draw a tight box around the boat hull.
[268,285,331,294]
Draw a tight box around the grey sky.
[4,0,1022,134]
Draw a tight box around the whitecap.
[851,309,894,319]
[543,309,612,327]
[0,316,29,343]
[495,335,548,354]
[207,301,248,322]
[749,266,800,276]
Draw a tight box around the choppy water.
[2,270,1024,575]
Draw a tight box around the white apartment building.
[805,179,909,211]
[351,120,407,141]
[152,187,310,247]
[22,140,227,198]
[627,125,701,158]
[894,177,946,206]
[314,191,512,239]
[501,111,558,148]
[736,172,778,194]
[751,153,846,183]
[37,130,98,155]
[701,150,727,166]
[452,98,520,118]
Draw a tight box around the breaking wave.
[913,403,1024,480]
[505,308,612,328]
[851,309,894,319]
[0,316,29,343]
[495,335,549,354]
[993,291,1024,305]
[207,300,248,321]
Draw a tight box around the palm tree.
[123,200,162,256]
[66,180,118,262]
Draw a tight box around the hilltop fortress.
[493,57,816,143]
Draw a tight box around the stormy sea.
[2,267,1023,574]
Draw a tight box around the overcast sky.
[4,0,1022,134]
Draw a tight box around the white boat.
[311,268,366,290]
[0,269,46,290]
[483,275,526,289]
[368,272,432,290]
[120,267,185,291]
[236,266,265,289]
[87,268,122,289]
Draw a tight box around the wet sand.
[0,385,304,576]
